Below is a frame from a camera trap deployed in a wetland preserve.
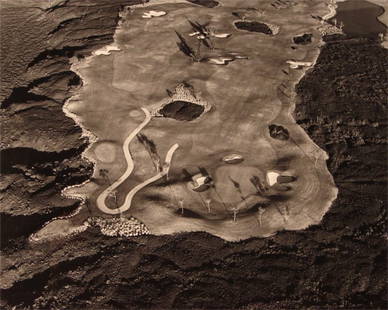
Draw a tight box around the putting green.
[58,0,338,241]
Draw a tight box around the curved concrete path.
[96,108,179,215]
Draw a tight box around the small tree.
[100,169,120,213]
[257,207,266,227]
[231,206,238,222]
[277,204,289,223]
[250,175,265,194]
[99,168,111,184]
[108,190,118,208]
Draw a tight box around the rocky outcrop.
[0,0,142,247]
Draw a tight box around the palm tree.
[257,207,266,227]
[277,204,289,223]
[205,199,211,213]
[175,31,201,62]
[232,206,238,222]
[136,133,162,172]
[99,168,121,219]
[99,168,110,184]
[187,20,213,49]
[178,199,184,214]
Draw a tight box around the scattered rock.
[88,216,150,237]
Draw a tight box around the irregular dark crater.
[293,33,313,44]
[234,21,273,35]
[269,124,290,140]
[159,100,205,121]
[186,0,219,8]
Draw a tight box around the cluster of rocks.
[319,24,343,36]
[88,216,150,237]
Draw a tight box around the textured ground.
[0,0,387,309]
[54,0,337,241]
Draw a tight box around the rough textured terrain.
[0,0,387,309]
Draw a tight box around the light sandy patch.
[266,171,279,186]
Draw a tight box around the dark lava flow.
[159,100,205,121]
[329,0,387,37]
[234,21,273,35]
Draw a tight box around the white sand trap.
[212,32,231,38]
[142,10,167,18]
[222,153,244,164]
[207,56,234,65]
[266,171,280,186]
[286,60,313,69]
[93,44,120,56]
